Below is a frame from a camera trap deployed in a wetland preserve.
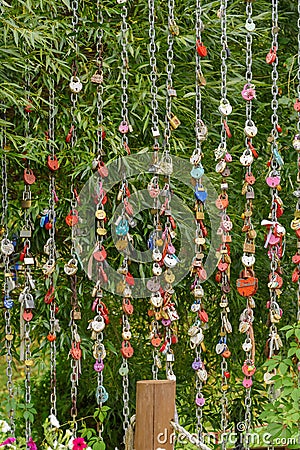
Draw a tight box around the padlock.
[196,40,207,57]
[91,71,103,84]
[243,241,255,253]
[69,76,83,93]
[24,168,36,185]
[244,122,258,138]
[246,187,255,200]
[47,155,60,171]
[245,18,255,32]
[65,209,79,226]
[24,293,35,309]
[241,83,256,101]
[168,113,181,130]
[94,359,104,372]
[121,340,134,358]
[122,298,134,315]
[266,47,276,64]
[219,100,232,116]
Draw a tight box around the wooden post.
[134,380,176,450]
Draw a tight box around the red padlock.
[44,286,55,304]
[47,333,56,342]
[70,342,82,360]
[47,155,60,171]
[93,246,107,262]
[23,310,33,322]
[65,209,79,226]
[45,222,52,230]
[125,272,135,286]
[196,40,207,57]
[24,168,36,185]
[121,341,134,358]
[151,335,162,347]
[122,298,134,315]
[266,47,276,64]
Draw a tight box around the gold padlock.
[73,310,82,320]
[168,113,181,130]
[91,71,103,84]
[196,210,205,220]
[243,241,256,253]
[21,199,32,208]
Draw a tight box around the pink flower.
[72,437,87,450]
[27,437,37,450]
[0,437,16,446]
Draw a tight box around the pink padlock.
[224,152,232,163]
[243,377,253,388]
[92,299,99,311]
[241,83,256,101]
[119,121,129,134]
[266,174,280,187]
[94,359,104,372]
[242,361,256,377]
[195,396,205,407]
[168,243,176,254]
[52,190,59,203]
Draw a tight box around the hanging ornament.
[237,2,257,448]
[188,0,209,441]
[215,0,232,447]
[1,116,16,435]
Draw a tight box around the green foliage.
[0,0,300,449]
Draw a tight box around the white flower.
[49,414,60,429]
[68,437,74,450]
[58,444,66,450]
[0,420,11,433]
[86,447,92,450]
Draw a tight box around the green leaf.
[92,441,106,450]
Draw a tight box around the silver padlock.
[219,100,232,116]
[69,76,83,94]
[1,238,14,256]
[24,293,35,309]
[240,150,253,167]
[20,227,32,238]
[244,121,258,137]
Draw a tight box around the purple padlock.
[242,377,253,389]
[195,395,205,407]
[192,359,202,371]
[94,359,104,372]
[162,318,171,327]
[119,121,129,134]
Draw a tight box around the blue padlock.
[96,385,109,403]
[194,188,208,202]
[40,216,46,227]
[190,165,205,179]
[116,219,129,236]
[147,232,155,250]
[272,148,284,167]
[4,296,14,309]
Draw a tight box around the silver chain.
[219,1,230,448]
[120,2,129,152]
[1,120,15,435]
[148,0,159,147]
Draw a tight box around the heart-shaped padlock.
[69,76,83,93]
[241,83,256,101]
[240,150,254,167]
[192,359,202,370]
[1,239,14,256]
[122,329,132,340]
[151,335,162,347]
[245,172,256,185]
[24,168,36,185]
[194,188,207,202]
[4,297,14,309]
[219,100,232,116]
[266,173,280,187]
[218,261,228,272]
[64,258,78,275]
[215,159,227,173]
[119,121,129,134]
[94,359,104,372]
[244,122,258,138]
[241,254,255,267]
[243,377,253,388]
[47,155,60,171]
[221,215,233,231]
[122,298,134,315]
[23,309,33,321]
[195,395,205,407]
[197,368,208,382]
[93,246,107,262]
[65,209,79,226]
[96,385,109,403]
[292,253,300,264]
[242,361,256,377]
[191,166,204,179]
[121,341,134,358]
[147,278,160,292]
[215,193,229,210]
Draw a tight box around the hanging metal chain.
[216,1,232,448]
[238,3,257,449]
[70,275,81,434]
[1,120,15,436]
[148,0,159,148]
[120,2,130,155]
[188,0,209,442]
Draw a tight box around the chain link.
[120,3,129,151]
[148,0,159,147]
